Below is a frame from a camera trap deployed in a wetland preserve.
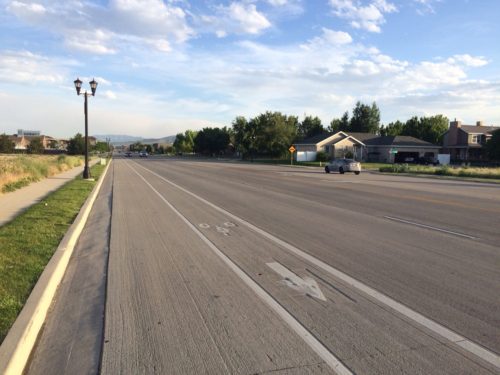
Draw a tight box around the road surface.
[28,157,500,374]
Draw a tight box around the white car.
[139,151,148,157]
[325,158,361,175]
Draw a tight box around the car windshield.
[345,159,355,163]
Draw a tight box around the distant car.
[139,151,148,157]
[125,151,132,157]
[325,158,361,175]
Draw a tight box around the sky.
[1,0,499,138]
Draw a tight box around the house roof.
[365,135,438,147]
[459,125,499,134]
[294,132,336,145]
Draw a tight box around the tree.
[486,129,500,161]
[0,134,14,153]
[380,120,404,136]
[194,127,230,155]
[298,116,324,139]
[349,101,380,133]
[93,141,110,153]
[231,112,298,159]
[129,142,144,152]
[27,137,44,154]
[173,130,197,153]
[402,115,448,144]
[67,133,85,155]
[328,111,350,132]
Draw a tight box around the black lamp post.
[74,77,98,179]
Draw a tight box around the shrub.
[316,151,329,162]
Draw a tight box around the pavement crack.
[249,361,326,374]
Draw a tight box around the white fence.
[296,151,317,162]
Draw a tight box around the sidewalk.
[0,160,98,227]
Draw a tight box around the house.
[294,132,367,161]
[7,134,58,151]
[442,120,499,161]
[294,132,440,163]
[363,135,439,163]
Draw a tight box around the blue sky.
[1,0,499,138]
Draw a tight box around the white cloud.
[267,0,289,5]
[0,50,68,84]
[448,54,489,68]
[211,2,271,36]
[6,0,193,54]
[413,0,442,15]
[104,90,117,100]
[329,0,397,33]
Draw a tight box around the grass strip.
[379,164,500,180]
[0,162,106,344]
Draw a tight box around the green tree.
[298,116,324,139]
[252,111,298,158]
[402,115,448,144]
[486,129,500,161]
[380,120,404,136]
[173,130,197,153]
[328,111,349,133]
[27,137,44,154]
[67,133,85,155]
[93,141,110,153]
[194,127,230,155]
[0,134,14,153]
[349,101,380,133]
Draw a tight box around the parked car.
[125,151,132,157]
[325,159,361,175]
[415,156,439,166]
[139,151,148,157]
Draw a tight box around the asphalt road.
[28,157,500,374]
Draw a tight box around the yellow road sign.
[289,146,296,153]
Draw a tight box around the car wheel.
[325,166,330,174]
[354,171,360,175]
[339,167,344,174]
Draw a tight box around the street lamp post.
[74,77,98,179]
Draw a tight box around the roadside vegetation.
[0,162,107,344]
[0,155,83,194]
[379,164,500,180]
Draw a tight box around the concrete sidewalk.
[0,160,98,227]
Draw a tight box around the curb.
[0,159,113,375]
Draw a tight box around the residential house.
[294,132,440,163]
[442,120,499,161]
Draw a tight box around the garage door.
[395,152,419,163]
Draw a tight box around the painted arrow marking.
[267,262,326,301]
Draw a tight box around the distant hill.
[93,134,176,145]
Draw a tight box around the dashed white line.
[384,216,477,239]
[133,161,500,371]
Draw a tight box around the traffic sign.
[390,148,398,154]
[289,146,296,153]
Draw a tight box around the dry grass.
[0,155,83,193]
[379,164,500,180]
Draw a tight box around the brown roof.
[459,125,499,134]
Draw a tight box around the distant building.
[17,129,41,137]
[442,120,500,161]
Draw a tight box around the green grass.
[0,162,106,344]
[379,164,500,180]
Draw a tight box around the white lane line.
[134,161,500,370]
[384,216,477,240]
[127,164,353,375]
